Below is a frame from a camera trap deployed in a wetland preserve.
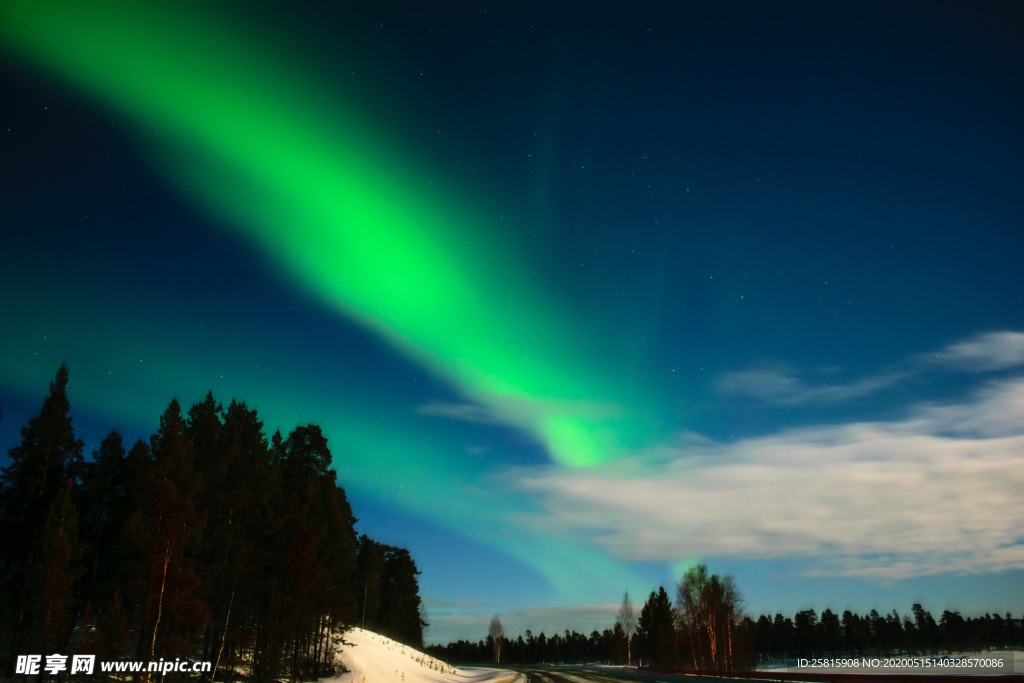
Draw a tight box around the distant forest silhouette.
[0,366,426,681]
[429,570,1024,668]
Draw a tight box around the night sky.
[2,1,1023,644]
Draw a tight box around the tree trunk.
[212,579,235,683]
[38,438,53,496]
[142,536,173,683]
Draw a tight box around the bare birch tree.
[675,564,745,670]
[616,590,638,666]
[488,615,505,663]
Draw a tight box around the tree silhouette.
[0,368,429,681]
[676,564,744,670]
[488,615,505,663]
[638,587,676,667]
[616,590,637,665]
[1,365,84,676]
[35,480,81,658]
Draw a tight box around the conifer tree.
[754,615,774,663]
[379,548,425,647]
[0,374,422,680]
[637,592,654,665]
[195,399,274,682]
[611,622,628,664]
[794,609,818,657]
[78,431,133,609]
[129,399,206,678]
[357,536,386,631]
[91,589,131,678]
[1,365,84,675]
[648,587,676,667]
[819,609,841,656]
[34,480,81,656]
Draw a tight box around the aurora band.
[0,0,662,468]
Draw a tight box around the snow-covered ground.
[330,628,519,683]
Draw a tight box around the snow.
[329,628,519,683]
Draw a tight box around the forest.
[0,366,425,681]
[428,566,1023,669]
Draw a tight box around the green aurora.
[0,0,661,469]
[0,0,658,600]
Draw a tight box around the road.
[509,666,747,683]
[506,665,1024,683]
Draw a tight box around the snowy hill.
[330,628,518,683]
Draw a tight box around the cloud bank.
[415,400,499,424]
[924,332,1024,371]
[514,377,1024,580]
[720,331,1024,406]
[718,364,905,405]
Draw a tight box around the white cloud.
[512,378,1024,580]
[719,331,1024,407]
[718,364,905,405]
[415,395,623,427]
[422,598,492,609]
[924,331,1024,371]
[921,379,1024,439]
[415,400,498,424]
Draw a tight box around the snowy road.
[510,665,1024,683]
[510,667,728,683]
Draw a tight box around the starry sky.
[1,1,1023,644]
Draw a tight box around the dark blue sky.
[2,1,1022,643]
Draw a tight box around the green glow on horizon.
[0,0,662,467]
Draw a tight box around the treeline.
[0,366,425,682]
[428,566,745,668]
[751,606,1024,662]
[427,629,626,667]
[429,566,1023,669]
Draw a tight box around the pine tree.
[0,372,421,681]
[128,399,207,679]
[357,536,386,631]
[380,548,424,647]
[820,609,841,656]
[194,399,275,682]
[0,365,84,557]
[637,587,676,667]
[611,622,627,664]
[637,592,654,665]
[794,609,818,657]
[1,365,84,676]
[912,604,939,653]
[78,431,135,609]
[34,480,81,656]
[91,590,131,680]
[650,587,676,667]
[754,615,774,663]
